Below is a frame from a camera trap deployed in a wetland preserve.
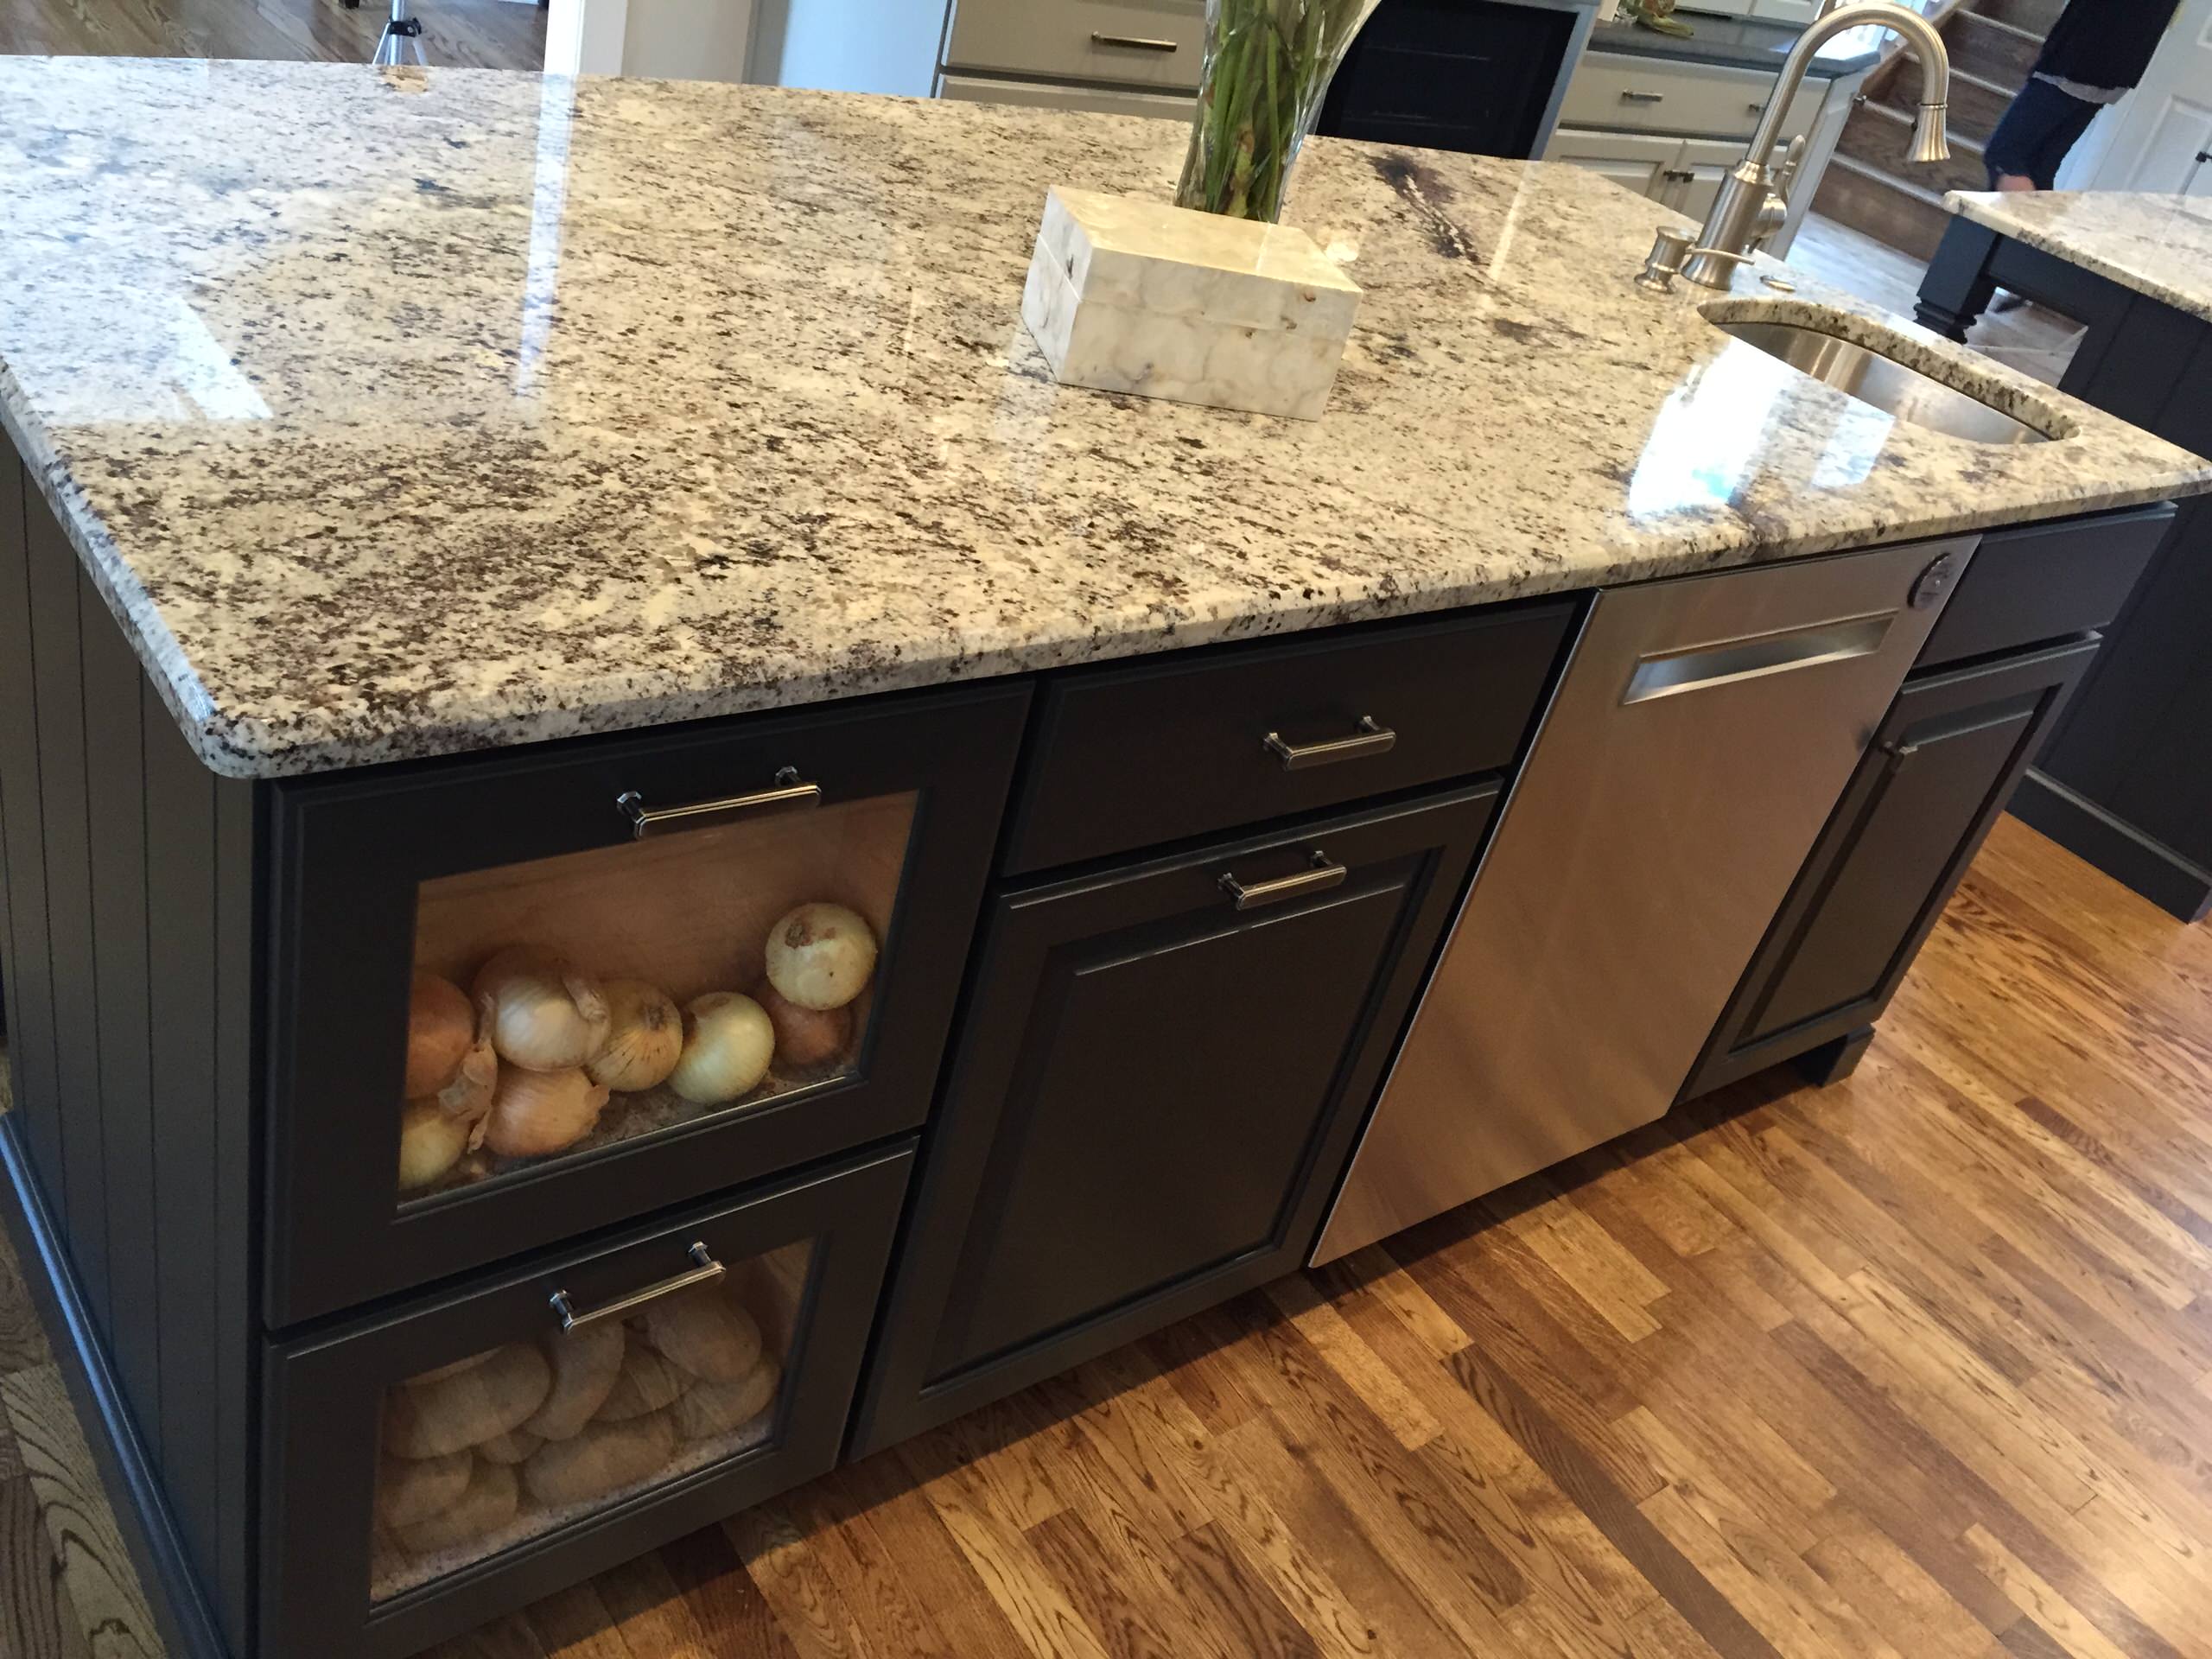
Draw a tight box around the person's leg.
[2026,91,2103,189]
[1983,79,2080,190]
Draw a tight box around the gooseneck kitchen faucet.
[1671,1,1954,289]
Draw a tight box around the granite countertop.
[1,60,2206,779]
[1946,189,2212,324]
[1584,14,1881,78]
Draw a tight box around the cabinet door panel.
[1744,703,2035,1041]
[1682,636,2098,1099]
[936,871,1402,1374]
[853,784,1500,1455]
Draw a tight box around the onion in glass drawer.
[367,1240,809,1601]
[391,793,911,1206]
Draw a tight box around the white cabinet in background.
[1540,128,1684,200]
[1545,46,1867,256]
[1539,129,1749,221]
[938,73,1194,119]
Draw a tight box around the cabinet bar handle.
[1219,850,1348,911]
[1263,715,1397,771]
[617,767,821,839]
[550,1243,724,1332]
[1621,613,1895,705]
[1091,31,1179,49]
[1620,89,1665,102]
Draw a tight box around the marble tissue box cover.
[1020,186,1362,422]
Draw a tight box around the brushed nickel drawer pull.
[1092,31,1179,49]
[1620,89,1665,102]
[618,767,821,839]
[1220,850,1348,911]
[550,1242,724,1332]
[1263,715,1397,771]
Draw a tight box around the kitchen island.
[1919,191,2212,919]
[0,57,2207,1659]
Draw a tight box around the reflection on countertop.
[0,57,2204,779]
[1945,189,2212,324]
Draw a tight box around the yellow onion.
[480,1065,609,1159]
[398,1097,471,1190]
[473,946,610,1071]
[405,972,476,1098]
[763,904,877,1011]
[586,979,683,1093]
[758,985,851,1069]
[668,993,774,1104]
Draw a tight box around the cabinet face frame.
[262,1144,910,1659]
[264,683,1028,1326]
[851,782,1502,1458]
[1681,634,2099,1101]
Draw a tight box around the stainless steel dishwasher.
[1312,536,1974,1264]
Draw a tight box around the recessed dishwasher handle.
[1622,613,1896,705]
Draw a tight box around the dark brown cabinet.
[850,784,1502,1456]
[1683,634,2098,1099]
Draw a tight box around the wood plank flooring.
[5,811,2212,1657]
[0,0,544,73]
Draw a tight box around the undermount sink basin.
[1705,312,2057,446]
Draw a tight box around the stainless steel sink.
[1707,315,2056,446]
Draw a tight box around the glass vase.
[1174,0,1382,224]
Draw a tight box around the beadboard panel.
[0,442,259,1655]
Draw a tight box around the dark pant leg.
[1984,79,2101,187]
[2027,90,2103,188]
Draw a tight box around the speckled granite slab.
[0,59,2206,779]
[1947,190,2212,325]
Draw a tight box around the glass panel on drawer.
[394,793,913,1205]
[369,1239,810,1601]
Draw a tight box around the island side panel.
[0,452,68,1230]
[0,441,259,1655]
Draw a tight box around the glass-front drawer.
[264,1144,910,1659]
[267,683,1028,1325]
[399,790,911,1204]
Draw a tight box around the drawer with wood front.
[1001,599,1577,874]
[1916,502,2175,670]
[1558,50,1822,141]
[264,683,1027,1326]
[943,0,1205,90]
[262,1144,909,1659]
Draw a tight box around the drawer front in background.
[1559,51,1822,141]
[937,72,1193,118]
[1681,635,2099,1100]
[263,1146,910,1659]
[944,0,1205,89]
[1002,600,1575,874]
[850,783,1501,1457]
[1917,502,2173,670]
[264,682,1028,1326]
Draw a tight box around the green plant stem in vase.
[1174,0,1382,223]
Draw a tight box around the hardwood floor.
[0,0,545,73]
[1788,211,2088,388]
[6,811,2212,1657]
